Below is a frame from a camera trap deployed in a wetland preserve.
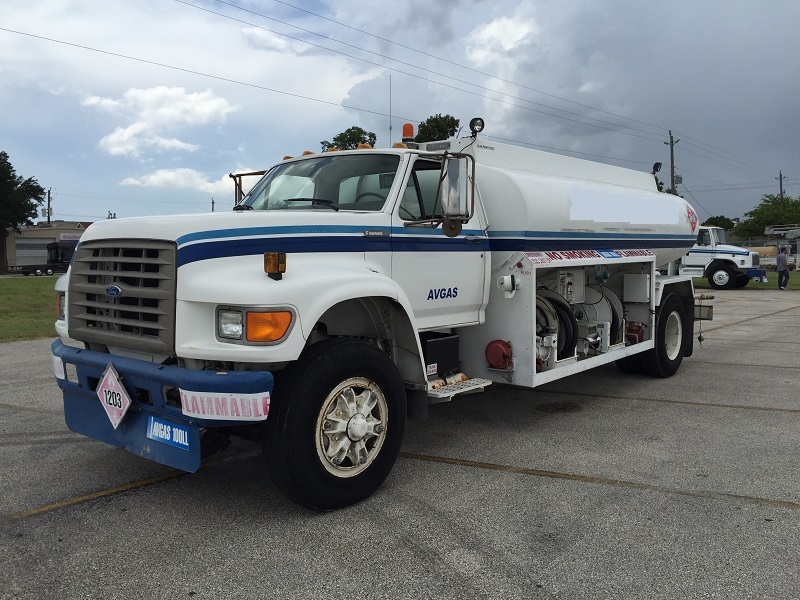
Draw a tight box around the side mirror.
[439,156,472,237]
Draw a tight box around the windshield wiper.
[233,204,253,211]
[284,198,339,211]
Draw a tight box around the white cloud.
[120,168,234,196]
[242,28,298,54]
[467,16,537,68]
[83,86,239,158]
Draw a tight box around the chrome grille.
[67,240,177,355]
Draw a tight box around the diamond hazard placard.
[96,363,132,429]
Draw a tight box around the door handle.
[464,236,483,243]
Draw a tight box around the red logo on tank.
[686,206,698,232]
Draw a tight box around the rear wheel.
[641,293,685,378]
[708,265,736,290]
[265,338,406,510]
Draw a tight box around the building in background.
[2,221,90,274]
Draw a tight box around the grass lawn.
[692,271,799,291]
[0,276,58,342]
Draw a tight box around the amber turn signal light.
[245,311,293,343]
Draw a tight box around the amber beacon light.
[264,252,287,280]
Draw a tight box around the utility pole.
[46,188,52,225]
[776,170,786,202]
[664,131,679,194]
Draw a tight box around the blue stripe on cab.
[174,224,696,267]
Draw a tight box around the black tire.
[265,338,406,510]
[734,275,750,288]
[615,354,643,374]
[641,294,686,378]
[708,265,736,290]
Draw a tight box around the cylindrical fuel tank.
[462,140,699,267]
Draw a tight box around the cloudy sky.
[2,0,798,223]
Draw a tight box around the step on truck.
[681,225,767,289]
[52,118,712,510]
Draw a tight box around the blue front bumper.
[51,339,274,472]
[746,268,768,280]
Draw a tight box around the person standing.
[776,246,790,290]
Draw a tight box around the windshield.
[715,229,728,244]
[241,154,401,212]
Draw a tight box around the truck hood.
[78,210,390,245]
[713,244,754,255]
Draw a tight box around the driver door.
[391,157,488,330]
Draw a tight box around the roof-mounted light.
[469,117,485,137]
[402,123,414,142]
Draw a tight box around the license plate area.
[146,415,191,452]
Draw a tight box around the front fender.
[175,254,426,377]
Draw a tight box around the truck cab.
[681,225,766,289]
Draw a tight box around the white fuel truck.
[681,225,767,289]
[52,118,711,509]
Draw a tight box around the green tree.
[733,194,800,238]
[1,151,46,271]
[415,114,460,143]
[702,215,736,230]
[320,126,377,151]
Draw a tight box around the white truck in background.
[681,225,767,289]
[51,118,712,510]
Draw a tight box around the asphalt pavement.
[1,288,798,599]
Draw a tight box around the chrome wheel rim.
[315,377,388,478]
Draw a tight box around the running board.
[427,377,493,401]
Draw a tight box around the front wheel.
[708,265,736,290]
[641,293,685,378]
[265,338,406,510]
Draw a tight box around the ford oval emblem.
[106,285,122,297]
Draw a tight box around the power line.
[175,0,666,142]
[677,144,777,179]
[679,184,714,219]
[55,190,208,202]
[257,0,669,134]
[179,2,792,178]
[483,135,652,166]
[674,132,778,173]
[0,27,421,124]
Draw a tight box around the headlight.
[56,292,66,320]
[217,308,294,344]
[218,309,243,339]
